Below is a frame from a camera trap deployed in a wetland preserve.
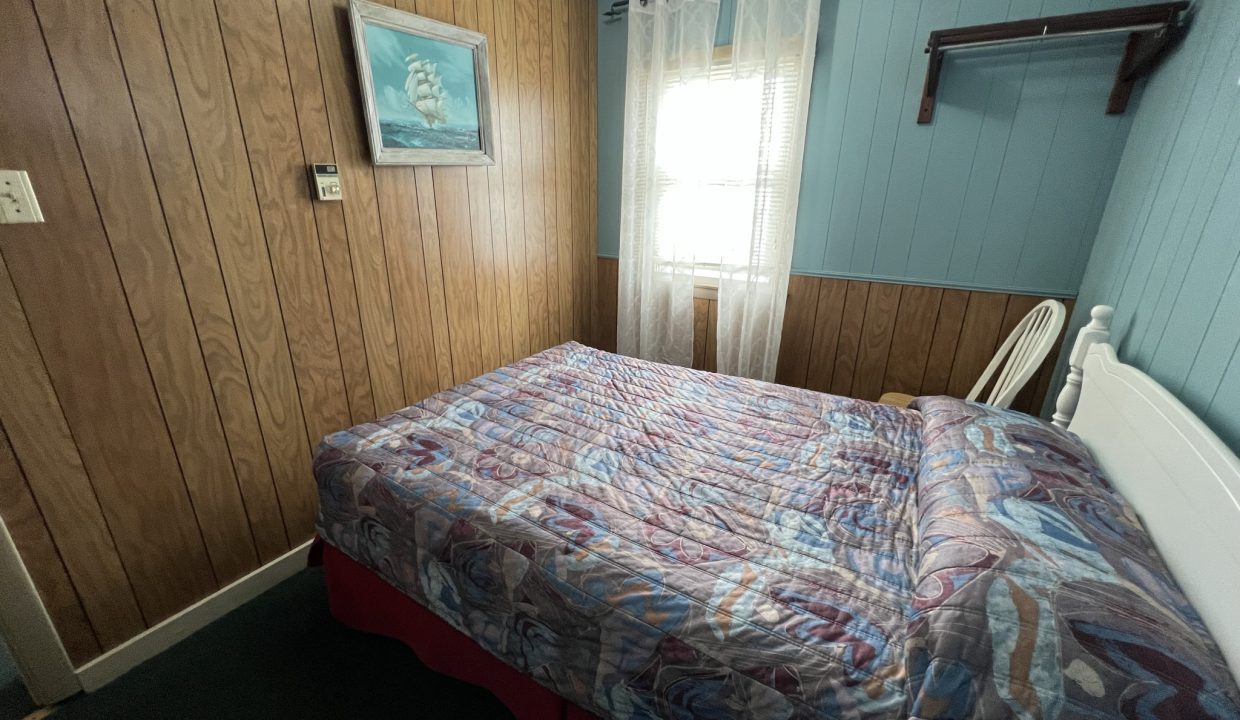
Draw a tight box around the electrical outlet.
[0,170,44,224]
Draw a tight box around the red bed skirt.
[317,540,596,720]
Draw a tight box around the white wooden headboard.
[1052,305,1240,687]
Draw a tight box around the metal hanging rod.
[922,1,1188,52]
[936,22,1168,52]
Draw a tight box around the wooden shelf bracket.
[917,1,1189,124]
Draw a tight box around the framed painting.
[349,0,495,166]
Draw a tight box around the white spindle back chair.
[967,299,1066,409]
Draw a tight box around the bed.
[311,307,1240,719]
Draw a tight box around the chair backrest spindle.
[966,299,1066,410]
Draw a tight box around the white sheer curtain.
[715,0,819,380]
[617,0,720,367]
[618,0,819,380]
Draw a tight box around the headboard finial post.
[1052,304,1114,428]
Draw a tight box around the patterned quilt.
[312,342,1240,719]
[907,397,1240,719]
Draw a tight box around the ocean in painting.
[364,21,481,152]
[379,121,479,150]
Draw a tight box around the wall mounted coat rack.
[917,1,1190,124]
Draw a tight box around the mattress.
[313,342,1240,719]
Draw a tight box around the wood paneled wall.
[0,0,595,665]
[593,259,1072,416]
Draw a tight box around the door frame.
[0,515,80,705]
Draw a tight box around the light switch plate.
[0,170,44,224]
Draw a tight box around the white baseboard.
[75,539,314,693]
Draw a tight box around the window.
[650,53,800,279]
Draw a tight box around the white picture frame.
[349,0,495,166]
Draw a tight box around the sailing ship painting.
[351,1,494,165]
[404,53,449,129]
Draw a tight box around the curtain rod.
[602,0,628,23]
[603,0,670,23]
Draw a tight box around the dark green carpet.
[36,568,514,719]
[0,637,36,720]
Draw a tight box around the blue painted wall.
[597,0,1139,296]
[597,0,627,277]
[1042,0,1240,453]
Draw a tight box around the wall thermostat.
[309,163,342,201]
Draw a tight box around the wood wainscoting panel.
[703,301,719,374]
[476,0,519,364]
[551,0,575,344]
[585,4,600,349]
[568,0,592,346]
[946,292,1011,399]
[216,0,354,449]
[516,0,551,353]
[160,0,319,549]
[2,0,217,627]
[693,298,711,370]
[829,281,871,398]
[805,279,849,394]
[919,289,971,396]
[372,164,441,400]
[537,0,563,347]
[38,0,259,586]
[774,275,820,387]
[0,251,141,656]
[595,258,619,354]
[111,0,291,564]
[413,0,485,387]
[276,0,377,426]
[0,430,100,665]
[494,0,532,359]
[0,0,596,665]
[850,282,902,401]
[311,0,408,416]
[411,165,457,391]
[433,167,487,385]
[591,259,1072,416]
[882,284,943,397]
